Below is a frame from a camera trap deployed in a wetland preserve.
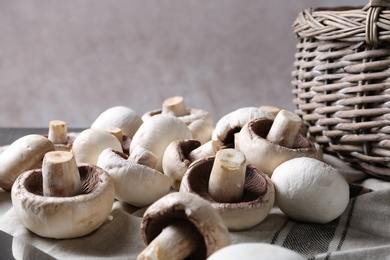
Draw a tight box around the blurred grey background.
[0,0,366,127]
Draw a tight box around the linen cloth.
[0,143,390,259]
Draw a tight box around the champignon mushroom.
[71,128,123,165]
[162,139,220,190]
[105,126,132,155]
[138,192,230,260]
[180,149,275,231]
[271,157,350,224]
[96,147,171,207]
[46,120,75,151]
[91,105,143,139]
[130,114,192,172]
[237,110,322,176]
[208,243,305,260]
[142,96,213,144]
[11,151,115,239]
[212,107,275,148]
[0,134,55,191]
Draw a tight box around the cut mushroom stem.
[128,145,158,169]
[137,220,202,260]
[42,151,81,197]
[162,96,189,117]
[208,149,246,203]
[106,126,124,144]
[259,105,281,117]
[188,140,221,162]
[48,120,68,145]
[266,109,302,148]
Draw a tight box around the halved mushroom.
[142,96,213,144]
[71,128,123,165]
[180,149,275,231]
[237,110,322,176]
[130,114,192,172]
[138,192,230,260]
[96,148,171,207]
[212,107,275,148]
[91,106,143,139]
[0,134,55,191]
[162,139,220,190]
[11,151,115,239]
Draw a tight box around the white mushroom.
[142,96,213,144]
[130,114,192,172]
[212,107,275,148]
[96,148,171,207]
[138,192,230,260]
[237,111,322,176]
[180,149,275,231]
[71,128,123,165]
[11,152,115,239]
[0,134,55,191]
[162,139,220,190]
[271,157,350,224]
[91,106,143,138]
[208,243,305,260]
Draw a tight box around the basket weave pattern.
[292,2,390,178]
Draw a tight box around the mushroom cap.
[0,134,55,191]
[142,108,213,144]
[11,164,115,239]
[72,128,123,165]
[96,148,171,207]
[212,107,275,148]
[162,139,201,190]
[130,114,192,172]
[208,243,305,260]
[237,117,322,176]
[180,157,275,231]
[91,106,143,138]
[141,192,230,259]
[271,157,350,224]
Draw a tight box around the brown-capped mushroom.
[237,110,322,176]
[138,192,230,260]
[96,147,171,207]
[212,107,275,148]
[0,134,55,191]
[71,128,123,165]
[11,151,115,239]
[130,114,192,172]
[142,96,214,144]
[162,139,220,190]
[180,149,275,231]
[91,105,143,139]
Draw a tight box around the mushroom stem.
[266,109,302,148]
[106,126,123,144]
[137,221,202,260]
[48,120,68,145]
[162,96,189,117]
[188,140,220,162]
[259,105,281,117]
[208,149,246,203]
[42,151,81,197]
[129,145,158,169]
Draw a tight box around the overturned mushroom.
[11,151,115,239]
[138,192,230,260]
[142,96,213,144]
[180,149,274,231]
[162,139,220,190]
[91,106,143,139]
[46,120,75,151]
[212,107,275,148]
[0,134,55,191]
[72,128,123,165]
[237,110,322,176]
[96,147,171,207]
[130,114,192,172]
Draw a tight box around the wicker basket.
[292,0,390,179]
